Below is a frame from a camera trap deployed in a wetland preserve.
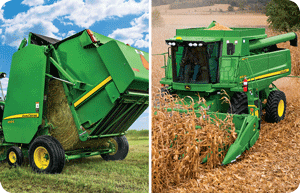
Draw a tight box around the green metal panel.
[97,40,149,93]
[269,49,291,73]
[238,53,269,79]
[219,57,238,83]
[3,45,46,143]
[175,27,266,38]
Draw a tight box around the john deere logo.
[185,85,191,90]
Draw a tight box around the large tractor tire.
[265,90,286,123]
[227,92,248,114]
[29,135,65,174]
[6,146,23,167]
[101,136,129,161]
[228,92,262,129]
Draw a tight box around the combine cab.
[0,29,149,173]
[160,21,297,165]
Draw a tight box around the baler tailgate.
[91,92,148,136]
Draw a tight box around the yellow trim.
[248,69,289,82]
[9,151,17,164]
[248,105,256,107]
[109,138,118,156]
[74,76,112,107]
[34,146,50,169]
[176,37,182,40]
[4,113,39,120]
[278,100,284,117]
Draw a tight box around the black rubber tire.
[228,92,262,129]
[101,136,129,161]
[265,90,286,123]
[29,135,65,174]
[6,146,23,167]
[227,92,248,114]
[38,135,66,174]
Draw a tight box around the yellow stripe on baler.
[74,76,112,107]
[4,113,39,120]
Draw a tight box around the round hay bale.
[46,80,110,151]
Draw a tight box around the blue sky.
[0,0,149,130]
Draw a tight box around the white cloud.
[0,78,8,89]
[0,77,8,99]
[67,30,75,37]
[0,0,149,48]
[108,13,149,48]
[21,0,44,7]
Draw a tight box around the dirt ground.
[152,5,300,192]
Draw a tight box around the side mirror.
[0,72,6,79]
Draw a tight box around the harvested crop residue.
[152,89,238,192]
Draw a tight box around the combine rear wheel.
[6,146,23,167]
[265,90,286,123]
[29,135,65,174]
[101,136,129,161]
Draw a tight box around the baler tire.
[101,136,129,161]
[265,90,286,123]
[227,92,248,115]
[6,146,23,167]
[38,135,65,174]
[29,135,65,174]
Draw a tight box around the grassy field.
[0,130,149,193]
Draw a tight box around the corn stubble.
[152,89,237,192]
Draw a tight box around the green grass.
[0,133,149,193]
[126,130,149,140]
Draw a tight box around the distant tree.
[230,1,237,7]
[266,0,300,32]
[228,5,234,11]
[238,0,247,10]
[152,9,164,26]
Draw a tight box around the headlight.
[188,43,193,47]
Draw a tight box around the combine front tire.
[101,136,129,161]
[227,92,248,114]
[265,90,286,123]
[6,146,23,167]
[29,135,65,174]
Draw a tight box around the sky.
[0,0,149,130]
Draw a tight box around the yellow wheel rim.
[278,100,284,117]
[9,151,17,164]
[34,147,50,169]
[109,139,118,156]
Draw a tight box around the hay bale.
[46,80,110,151]
[206,23,232,31]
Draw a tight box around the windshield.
[171,42,220,84]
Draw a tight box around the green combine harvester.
[160,21,297,165]
[0,29,149,173]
